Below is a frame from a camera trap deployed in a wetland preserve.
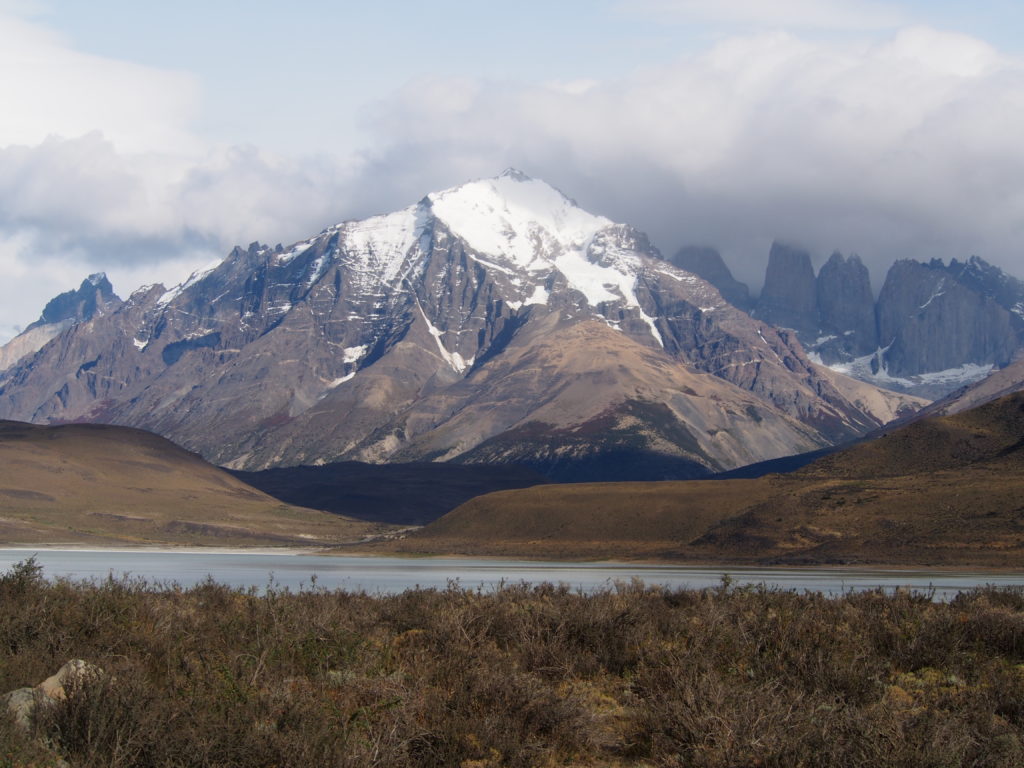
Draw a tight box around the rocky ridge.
[0,274,120,373]
[729,245,1024,399]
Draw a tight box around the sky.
[1,0,1023,342]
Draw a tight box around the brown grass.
[386,478,770,560]
[3,558,1024,766]
[0,421,381,547]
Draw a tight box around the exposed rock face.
[947,255,1024,331]
[28,273,119,331]
[668,246,752,310]
[876,259,1019,378]
[745,246,1024,399]
[753,242,818,337]
[815,252,878,361]
[0,274,121,373]
[0,172,920,477]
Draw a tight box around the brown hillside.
[798,391,1024,479]
[384,392,1024,566]
[0,421,380,547]
[404,479,772,560]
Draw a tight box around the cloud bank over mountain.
[359,25,1024,287]
[0,3,1022,339]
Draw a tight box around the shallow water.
[0,549,1021,599]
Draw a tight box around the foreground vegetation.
[3,560,1024,767]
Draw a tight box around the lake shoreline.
[2,548,1023,602]
[1,543,1023,575]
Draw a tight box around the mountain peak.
[28,273,120,331]
[498,167,532,182]
[427,172,612,271]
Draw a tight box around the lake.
[1,548,1022,599]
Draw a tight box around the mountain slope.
[668,246,752,310]
[692,391,1024,565]
[0,171,921,476]
[0,420,378,546]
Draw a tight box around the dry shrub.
[1,560,1024,767]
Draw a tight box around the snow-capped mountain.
[0,171,921,478]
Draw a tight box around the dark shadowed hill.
[230,462,549,525]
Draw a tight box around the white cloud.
[1,5,1023,342]
[0,134,362,277]
[0,229,96,343]
[354,26,1024,287]
[0,11,200,153]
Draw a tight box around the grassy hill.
[0,421,382,547]
[382,392,1024,566]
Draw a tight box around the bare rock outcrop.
[815,252,878,363]
[876,259,1019,377]
[754,242,819,337]
[2,659,102,729]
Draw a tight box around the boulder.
[1,687,39,730]
[2,659,102,728]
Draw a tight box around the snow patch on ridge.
[421,172,673,347]
[158,260,222,307]
[342,345,368,364]
[919,279,947,310]
[329,372,355,387]
[525,285,549,306]
[639,309,664,348]
[342,206,426,291]
[553,250,619,305]
[276,240,314,265]
[825,351,994,389]
[415,298,473,374]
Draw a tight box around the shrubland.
[2,559,1024,767]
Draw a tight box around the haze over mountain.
[0,171,921,481]
[2,4,1024,358]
